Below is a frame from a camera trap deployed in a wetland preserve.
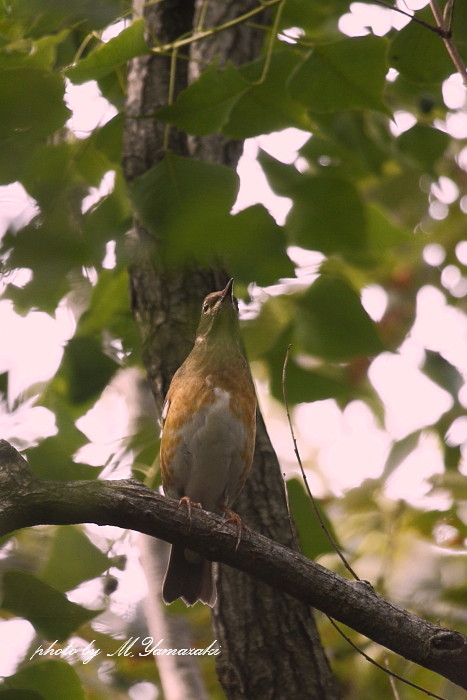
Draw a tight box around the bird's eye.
[203,302,209,313]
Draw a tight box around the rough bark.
[123,1,340,698]
[1,440,466,692]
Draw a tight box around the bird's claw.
[178,496,202,531]
[220,508,249,551]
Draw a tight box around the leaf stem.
[254,0,286,85]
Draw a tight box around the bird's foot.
[220,507,249,551]
[177,496,202,531]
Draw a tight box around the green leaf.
[0,68,70,146]
[423,350,464,399]
[3,274,71,316]
[40,526,113,592]
[14,0,125,35]
[66,18,148,84]
[92,113,124,163]
[74,141,112,188]
[288,36,388,113]
[257,149,304,196]
[406,507,467,541]
[259,151,369,259]
[260,320,354,405]
[443,443,461,472]
[295,276,384,361]
[58,336,118,406]
[211,205,294,286]
[18,142,80,207]
[26,393,98,482]
[156,61,250,136]
[0,690,43,699]
[300,111,391,179]
[95,69,125,110]
[368,170,428,228]
[443,584,467,605]
[77,267,134,342]
[0,140,33,184]
[286,176,367,257]
[0,29,69,70]
[259,150,371,260]
[381,431,421,480]
[0,371,8,397]
[270,344,352,403]
[430,471,467,499]
[280,0,349,39]
[82,171,132,265]
[1,571,99,640]
[133,172,292,283]
[223,50,312,138]
[4,661,85,700]
[2,215,87,314]
[365,205,411,255]
[389,10,453,83]
[396,124,449,173]
[129,152,239,241]
[287,478,339,558]
[242,296,294,359]
[385,73,445,119]
[451,1,467,63]
[26,435,98,482]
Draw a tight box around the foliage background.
[0,0,466,698]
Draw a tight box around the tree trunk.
[123,1,340,698]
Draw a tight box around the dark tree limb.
[1,440,466,691]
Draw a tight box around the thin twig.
[327,617,448,700]
[282,471,301,551]
[282,342,451,699]
[282,349,449,699]
[429,0,467,87]
[253,0,286,85]
[149,0,281,56]
[163,46,178,151]
[72,30,100,65]
[429,0,448,31]
[367,0,447,36]
[385,656,403,700]
[195,0,210,33]
[281,345,360,580]
[443,0,455,29]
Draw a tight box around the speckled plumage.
[160,279,256,606]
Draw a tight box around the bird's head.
[195,278,240,346]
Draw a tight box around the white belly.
[163,387,247,512]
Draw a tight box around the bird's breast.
[160,364,256,508]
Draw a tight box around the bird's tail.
[162,545,216,607]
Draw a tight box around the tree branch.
[362,1,467,87]
[1,440,466,689]
[429,0,467,87]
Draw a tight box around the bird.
[160,278,256,607]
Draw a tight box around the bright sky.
[0,1,466,678]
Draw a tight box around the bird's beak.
[219,278,234,305]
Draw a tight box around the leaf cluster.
[0,0,466,698]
